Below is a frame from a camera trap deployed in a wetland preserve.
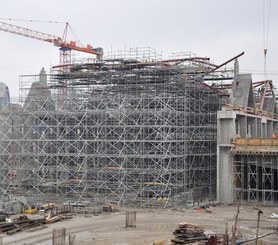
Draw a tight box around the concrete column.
[273,121,278,136]
[217,148,234,203]
[267,120,273,138]
[257,118,262,138]
[249,117,256,138]
[239,116,247,137]
[217,110,236,203]
[262,116,267,137]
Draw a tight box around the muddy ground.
[1,204,278,245]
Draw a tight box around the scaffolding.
[234,155,278,203]
[232,138,278,203]
[0,48,232,206]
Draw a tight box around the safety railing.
[225,104,278,120]
[233,137,278,146]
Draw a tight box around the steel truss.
[234,155,278,204]
[0,48,230,206]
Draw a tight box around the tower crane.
[0,21,103,69]
[0,20,103,108]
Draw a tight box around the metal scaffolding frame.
[0,48,231,206]
[234,155,278,204]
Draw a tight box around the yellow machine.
[22,202,56,214]
[39,202,57,213]
[22,205,38,214]
[42,202,56,210]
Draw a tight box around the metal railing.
[233,137,278,146]
[225,104,278,120]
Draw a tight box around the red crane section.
[0,20,103,109]
[0,21,102,60]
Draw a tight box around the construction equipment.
[22,205,38,214]
[0,20,103,108]
[37,202,57,213]
[42,202,56,210]
[22,202,57,214]
[0,21,103,67]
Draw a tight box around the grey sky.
[0,0,277,98]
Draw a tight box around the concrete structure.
[0,82,10,108]
[217,70,278,204]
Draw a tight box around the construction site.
[0,45,277,208]
[0,20,278,245]
[0,46,232,207]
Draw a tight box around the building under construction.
[0,48,231,206]
[217,65,278,205]
[0,47,277,206]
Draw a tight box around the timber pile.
[0,218,45,235]
[171,222,207,244]
[0,209,74,235]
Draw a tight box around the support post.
[69,234,76,245]
[53,228,66,245]
[255,209,263,245]
[125,211,136,228]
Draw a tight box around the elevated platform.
[232,145,278,155]
[231,138,278,155]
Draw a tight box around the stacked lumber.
[44,206,73,224]
[45,215,61,224]
[0,218,45,235]
[171,222,207,244]
[0,210,74,235]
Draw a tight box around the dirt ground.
[1,204,278,245]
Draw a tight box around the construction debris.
[270,213,278,218]
[171,222,207,244]
[153,240,166,245]
[0,205,73,235]
[0,218,45,235]
[102,203,114,212]
[45,214,62,224]
[0,214,72,234]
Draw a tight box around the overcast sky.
[0,0,277,98]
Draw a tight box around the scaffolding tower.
[0,48,231,206]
